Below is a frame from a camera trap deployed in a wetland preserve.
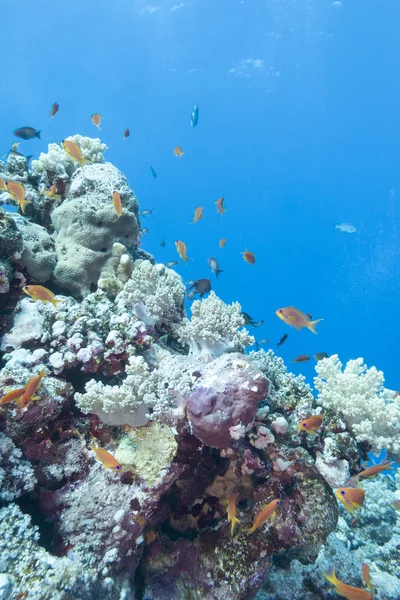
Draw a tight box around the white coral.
[74,349,193,427]
[116,260,185,326]
[32,135,106,179]
[314,355,400,457]
[177,291,254,355]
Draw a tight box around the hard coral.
[51,162,139,297]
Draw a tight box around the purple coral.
[186,353,269,449]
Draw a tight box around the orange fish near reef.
[123,128,130,139]
[249,499,280,534]
[242,251,255,264]
[215,197,226,215]
[90,444,121,470]
[299,414,324,432]
[173,146,184,157]
[293,354,310,363]
[276,307,323,334]
[0,387,26,407]
[17,369,47,408]
[227,494,240,536]
[325,567,373,600]
[45,184,61,202]
[356,460,395,481]
[190,206,204,224]
[22,285,60,308]
[175,240,192,266]
[336,488,365,514]
[61,140,90,169]
[91,113,102,129]
[5,181,31,214]
[112,191,122,220]
[219,238,226,248]
[49,102,59,119]
[361,563,374,595]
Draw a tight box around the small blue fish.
[191,104,199,127]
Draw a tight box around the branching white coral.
[75,349,193,427]
[314,355,400,456]
[116,260,185,326]
[177,291,254,355]
[32,135,107,180]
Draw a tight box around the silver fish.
[207,257,223,278]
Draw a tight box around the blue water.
[1,0,399,387]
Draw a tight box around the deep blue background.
[1,0,399,388]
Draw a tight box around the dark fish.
[208,257,223,278]
[139,209,153,216]
[241,312,264,328]
[49,103,59,119]
[9,149,33,165]
[123,128,130,139]
[13,127,41,140]
[277,333,288,348]
[293,354,310,363]
[191,104,199,127]
[165,261,178,268]
[314,352,329,362]
[187,279,211,298]
[160,239,166,247]
[150,166,157,178]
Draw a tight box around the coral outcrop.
[0,137,398,600]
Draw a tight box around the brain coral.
[51,162,140,297]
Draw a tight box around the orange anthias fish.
[49,102,59,119]
[91,113,102,129]
[356,460,395,481]
[325,567,373,600]
[336,488,366,514]
[242,251,255,264]
[299,414,324,432]
[17,369,47,409]
[45,184,61,202]
[0,387,26,407]
[175,240,192,266]
[227,494,240,536]
[123,128,130,139]
[190,206,204,224]
[173,146,184,157]
[22,285,60,308]
[293,354,310,363]
[215,197,226,215]
[276,307,323,334]
[249,499,280,534]
[90,444,121,470]
[219,238,226,248]
[112,191,122,220]
[61,140,90,169]
[361,564,374,595]
[5,181,31,214]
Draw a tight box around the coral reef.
[0,138,398,600]
[314,354,400,457]
[177,290,255,355]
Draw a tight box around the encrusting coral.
[0,137,399,600]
